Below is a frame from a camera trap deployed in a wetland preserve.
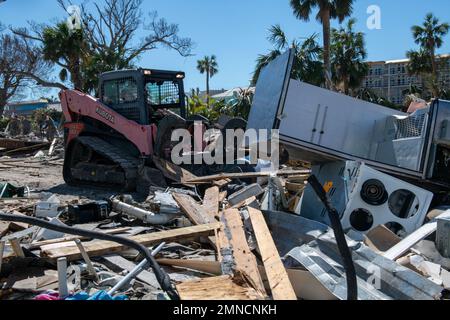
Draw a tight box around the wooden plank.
[27,227,131,250]
[213,179,231,188]
[157,258,334,300]
[173,193,214,225]
[0,240,5,274]
[183,170,311,184]
[176,275,265,300]
[218,191,227,203]
[222,209,266,296]
[173,193,218,248]
[247,207,296,300]
[152,156,197,185]
[0,221,9,237]
[42,222,221,261]
[202,186,219,221]
[158,258,221,275]
[75,239,98,279]
[3,142,50,156]
[9,238,25,258]
[216,210,233,271]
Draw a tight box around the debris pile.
[1,151,449,301]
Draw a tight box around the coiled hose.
[307,175,358,300]
[0,211,179,300]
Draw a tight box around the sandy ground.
[0,156,119,209]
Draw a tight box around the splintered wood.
[221,209,266,296]
[247,207,296,300]
[173,193,215,225]
[152,156,197,186]
[202,186,220,220]
[176,275,266,300]
[41,223,221,261]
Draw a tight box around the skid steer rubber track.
[63,136,140,191]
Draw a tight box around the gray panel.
[246,49,294,131]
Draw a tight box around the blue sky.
[1,0,450,97]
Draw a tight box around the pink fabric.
[34,292,60,300]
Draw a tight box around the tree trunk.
[0,89,7,116]
[70,58,83,90]
[206,69,210,108]
[343,77,349,95]
[430,47,439,98]
[322,9,332,90]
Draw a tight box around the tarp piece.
[285,230,443,300]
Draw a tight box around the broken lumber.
[222,209,266,296]
[176,275,265,300]
[157,258,336,300]
[41,222,221,261]
[0,240,5,273]
[173,192,218,248]
[3,142,50,156]
[247,207,296,300]
[0,221,9,237]
[183,170,311,184]
[152,156,197,185]
[202,186,220,220]
[9,238,25,258]
[173,193,215,224]
[27,227,132,250]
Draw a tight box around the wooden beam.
[42,222,221,261]
[9,238,25,258]
[74,239,98,280]
[183,170,311,184]
[158,258,221,275]
[27,227,132,250]
[219,191,227,203]
[157,258,334,300]
[152,156,197,186]
[173,193,214,225]
[0,240,5,274]
[176,275,265,300]
[3,142,50,156]
[0,222,9,237]
[213,179,231,188]
[222,209,266,296]
[202,186,220,221]
[247,207,296,300]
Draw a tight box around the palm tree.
[197,55,218,106]
[411,13,449,97]
[290,0,354,89]
[330,18,368,94]
[252,25,323,86]
[42,22,87,90]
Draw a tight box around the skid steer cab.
[60,68,202,191]
[99,68,187,125]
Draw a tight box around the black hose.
[0,212,179,300]
[307,175,358,300]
